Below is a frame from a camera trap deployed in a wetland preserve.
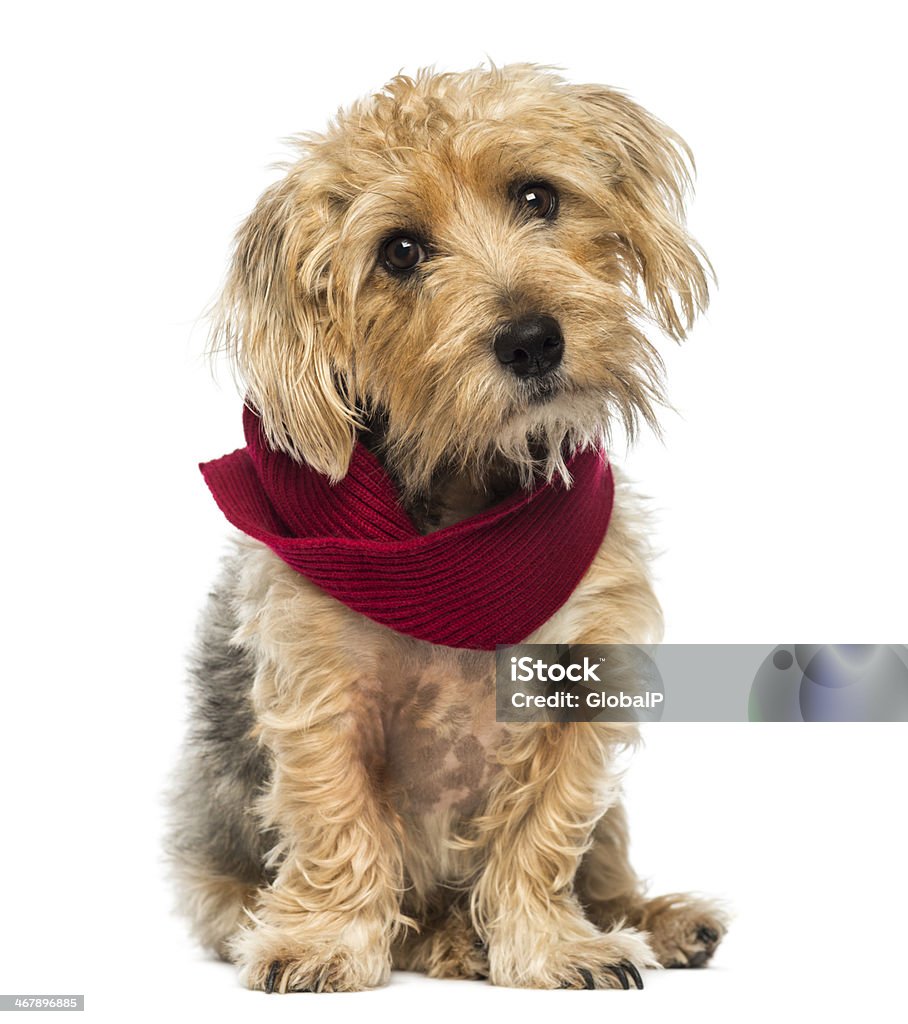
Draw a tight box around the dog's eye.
[514,182,558,220]
[381,235,426,273]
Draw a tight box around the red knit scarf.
[200,407,614,650]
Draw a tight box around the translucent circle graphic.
[748,647,804,721]
[749,645,908,721]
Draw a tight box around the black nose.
[494,314,564,378]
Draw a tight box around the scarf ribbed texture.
[200,406,614,650]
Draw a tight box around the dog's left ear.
[570,86,711,339]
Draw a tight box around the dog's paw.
[424,920,490,981]
[491,926,657,989]
[392,906,490,980]
[233,931,391,993]
[639,893,729,968]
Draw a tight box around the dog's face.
[215,65,709,493]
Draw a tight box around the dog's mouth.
[518,374,564,406]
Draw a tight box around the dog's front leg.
[230,656,403,993]
[470,722,656,989]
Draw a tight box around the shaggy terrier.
[168,64,727,993]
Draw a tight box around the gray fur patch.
[166,552,273,900]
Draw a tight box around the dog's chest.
[239,542,512,823]
[364,645,506,822]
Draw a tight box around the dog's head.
[214,64,709,494]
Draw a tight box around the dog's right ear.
[211,165,357,482]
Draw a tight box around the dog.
[168,63,727,992]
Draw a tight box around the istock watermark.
[510,653,609,684]
[495,644,908,723]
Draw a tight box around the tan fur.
[185,63,724,991]
[171,865,257,961]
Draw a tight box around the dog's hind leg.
[166,551,272,958]
[169,860,258,960]
[576,800,728,968]
[392,898,488,980]
[168,743,267,960]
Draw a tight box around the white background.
[2,2,906,1022]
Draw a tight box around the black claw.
[578,967,596,989]
[264,960,282,994]
[697,926,720,944]
[621,959,644,990]
[605,964,630,990]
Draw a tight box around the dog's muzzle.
[494,314,564,378]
